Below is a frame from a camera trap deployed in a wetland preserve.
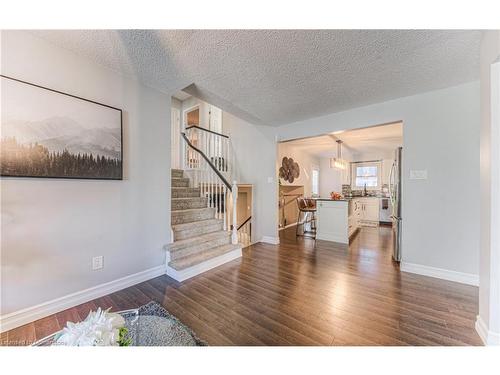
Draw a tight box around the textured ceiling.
[283,122,403,158]
[32,30,481,126]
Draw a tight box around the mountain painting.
[0,75,122,179]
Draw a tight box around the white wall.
[319,157,343,197]
[478,30,500,345]
[1,32,171,317]
[222,112,278,243]
[277,143,319,197]
[171,97,182,111]
[276,82,480,279]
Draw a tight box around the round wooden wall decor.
[279,157,300,183]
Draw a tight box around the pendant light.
[330,140,348,170]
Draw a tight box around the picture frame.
[0,75,123,180]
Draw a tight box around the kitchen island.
[315,197,380,244]
[315,199,352,244]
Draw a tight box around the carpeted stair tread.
[172,218,224,240]
[171,169,184,178]
[168,243,241,271]
[172,218,222,231]
[166,231,232,261]
[172,197,208,210]
[165,230,230,252]
[172,177,190,187]
[172,187,201,198]
[171,207,215,225]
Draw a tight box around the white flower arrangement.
[54,308,130,346]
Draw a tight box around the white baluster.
[231,180,238,245]
[219,182,222,221]
[193,128,196,169]
[201,134,205,194]
[198,129,201,169]
[200,134,206,196]
[225,138,229,174]
[222,137,226,174]
[215,134,218,166]
[209,165,213,209]
[205,132,208,199]
[184,129,188,169]
[217,181,220,220]
[215,180,218,219]
[187,128,191,169]
[209,132,212,161]
[222,184,227,231]
[194,128,197,169]
[227,138,230,174]
[226,188,230,233]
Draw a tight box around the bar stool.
[296,197,317,238]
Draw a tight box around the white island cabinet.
[315,198,376,244]
[316,199,350,244]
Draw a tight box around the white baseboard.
[166,247,242,282]
[400,262,479,286]
[0,265,165,333]
[261,236,280,245]
[475,315,500,345]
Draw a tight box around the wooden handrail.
[237,216,252,231]
[181,132,232,191]
[185,125,229,139]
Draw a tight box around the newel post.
[231,180,238,245]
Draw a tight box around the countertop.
[314,198,350,202]
[314,196,389,202]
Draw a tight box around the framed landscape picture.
[0,75,122,180]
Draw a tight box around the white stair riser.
[169,235,231,260]
[165,230,229,251]
[166,247,242,282]
[171,208,215,225]
[172,188,201,198]
[173,222,223,240]
[172,178,190,188]
[172,197,207,210]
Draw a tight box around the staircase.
[165,169,242,282]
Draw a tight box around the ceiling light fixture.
[330,140,348,170]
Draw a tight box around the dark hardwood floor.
[1,226,482,346]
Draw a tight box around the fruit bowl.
[330,192,343,200]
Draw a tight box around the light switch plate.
[267,177,274,183]
[92,256,103,270]
[410,170,428,180]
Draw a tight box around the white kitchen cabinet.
[349,199,361,237]
[358,198,380,227]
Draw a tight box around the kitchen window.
[312,168,319,196]
[351,161,381,190]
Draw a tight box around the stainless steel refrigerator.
[389,147,402,262]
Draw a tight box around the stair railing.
[183,125,239,183]
[236,216,252,247]
[181,132,238,244]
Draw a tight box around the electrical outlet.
[92,256,103,270]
